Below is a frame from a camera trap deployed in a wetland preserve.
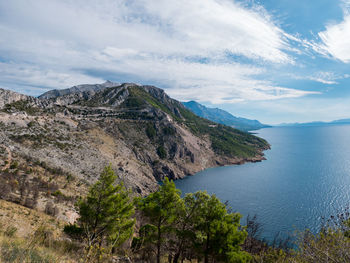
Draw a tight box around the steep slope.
[0,83,269,202]
[183,100,269,131]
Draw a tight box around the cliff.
[0,82,269,203]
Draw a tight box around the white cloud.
[307,72,345,85]
[0,0,314,103]
[290,71,350,85]
[312,1,350,62]
[0,62,103,95]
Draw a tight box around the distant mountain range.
[278,119,350,127]
[182,101,270,131]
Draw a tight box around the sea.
[175,125,350,242]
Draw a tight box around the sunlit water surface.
[175,125,350,241]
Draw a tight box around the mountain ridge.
[0,82,269,199]
[183,100,269,131]
[38,80,120,99]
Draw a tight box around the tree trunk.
[173,252,180,263]
[173,241,183,263]
[157,219,161,263]
[204,233,209,263]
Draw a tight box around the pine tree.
[77,165,135,260]
[185,191,250,263]
[137,177,184,263]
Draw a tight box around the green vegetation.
[128,86,181,121]
[136,178,184,263]
[123,97,146,108]
[3,100,39,115]
[71,166,350,262]
[157,145,167,159]
[4,165,350,262]
[77,165,135,261]
[67,84,269,159]
[133,178,250,263]
[183,191,250,263]
[145,123,157,140]
[179,107,268,158]
[60,167,249,262]
[162,126,176,136]
[127,86,268,158]
[9,161,18,170]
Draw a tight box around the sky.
[1,0,350,124]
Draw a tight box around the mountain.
[183,101,269,131]
[332,119,350,124]
[279,119,350,127]
[38,80,119,99]
[0,82,269,222]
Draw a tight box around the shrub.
[4,226,17,237]
[146,123,156,140]
[157,146,167,159]
[9,161,18,170]
[63,224,83,240]
[51,190,63,197]
[162,126,175,136]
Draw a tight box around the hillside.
[183,101,269,131]
[0,82,269,220]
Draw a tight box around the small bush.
[162,126,175,136]
[63,224,83,240]
[4,226,17,238]
[124,97,145,108]
[51,190,63,197]
[157,146,167,159]
[66,174,73,183]
[146,123,156,139]
[9,161,18,170]
[27,121,36,128]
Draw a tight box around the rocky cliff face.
[0,88,31,109]
[0,83,269,198]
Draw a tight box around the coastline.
[174,143,270,181]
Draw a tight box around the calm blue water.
[175,125,350,241]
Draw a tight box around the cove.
[175,125,350,241]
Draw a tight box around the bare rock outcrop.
[0,88,30,109]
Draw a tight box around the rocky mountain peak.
[38,80,120,99]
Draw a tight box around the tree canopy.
[77,165,135,260]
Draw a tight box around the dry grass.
[0,200,81,263]
[0,199,63,238]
